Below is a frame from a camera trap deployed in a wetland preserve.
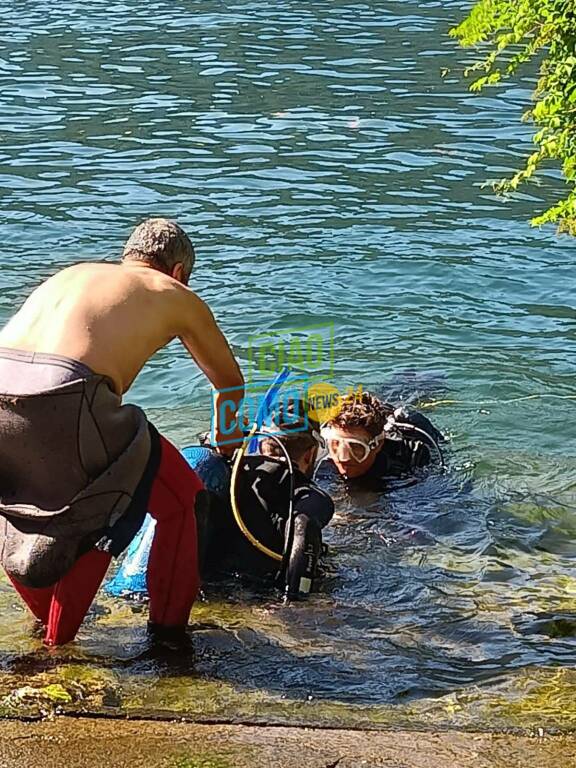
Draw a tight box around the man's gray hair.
[122,218,195,280]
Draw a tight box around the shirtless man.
[0,218,244,650]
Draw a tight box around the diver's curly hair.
[327,391,393,438]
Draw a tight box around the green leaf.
[450,0,576,234]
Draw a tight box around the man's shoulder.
[41,261,102,282]
[241,454,289,477]
[122,264,186,294]
[372,433,431,476]
[293,474,330,498]
[59,261,118,275]
[44,262,137,290]
[239,456,334,526]
[293,475,334,526]
[237,455,291,513]
[240,456,318,494]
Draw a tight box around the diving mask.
[320,427,385,464]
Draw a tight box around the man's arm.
[293,485,335,529]
[285,484,333,599]
[176,289,245,454]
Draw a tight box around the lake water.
[0,0,575,731]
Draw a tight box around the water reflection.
[0,0,574,728]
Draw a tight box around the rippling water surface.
[0,0,575,730]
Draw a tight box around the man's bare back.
[0,219,245,451]
[0,262,228,394]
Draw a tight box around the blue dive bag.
[104,445,230,597]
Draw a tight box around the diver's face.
[299,445,319,479]
[326,426,381,479]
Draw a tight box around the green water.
[0,0,575,731]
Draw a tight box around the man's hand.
[212,387,245,456]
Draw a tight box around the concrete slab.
[0,718,575,768]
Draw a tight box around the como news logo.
[212,323,338,446]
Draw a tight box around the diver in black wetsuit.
[320,391,443,488]
[200,400,334,599]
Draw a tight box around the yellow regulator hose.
[229,425,283,563]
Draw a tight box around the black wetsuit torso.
[205,455,334,577]
[364,433,431,480]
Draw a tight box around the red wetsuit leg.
[7,432,199,642]
[146,435,202,627]
[6,574,54,626]
[44,549,113,646]
[6,550,112,646]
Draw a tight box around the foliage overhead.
[450,0,576,234]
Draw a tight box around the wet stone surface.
[1,719,576,768]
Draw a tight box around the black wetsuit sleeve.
[293,485,334,529]
[368,433,432,482]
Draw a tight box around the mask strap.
[367,428,387,451]
[261,423,326,450]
